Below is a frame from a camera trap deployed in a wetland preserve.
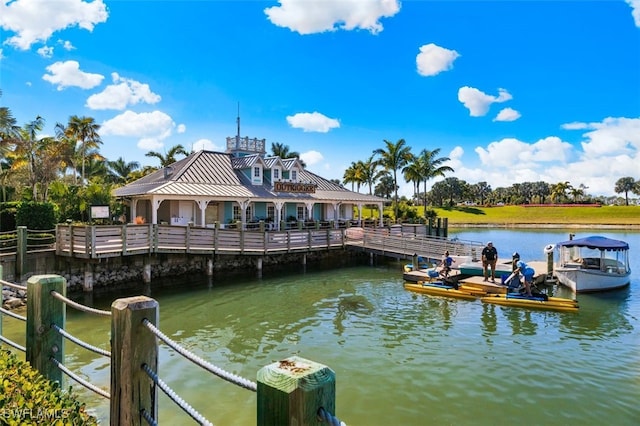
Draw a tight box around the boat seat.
[582,258,600,269]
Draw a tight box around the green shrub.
[0,349,98,425]
[15,202,57,230]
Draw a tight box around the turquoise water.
[2,228,639,425]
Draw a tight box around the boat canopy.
[556,236,629,251]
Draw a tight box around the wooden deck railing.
[55,224,349,259]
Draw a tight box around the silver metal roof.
[112,149,385,204]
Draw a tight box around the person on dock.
[513,261,534,296]
[439,251,455,278]
[481,241,498,283]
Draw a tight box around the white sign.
[91,205,110,219]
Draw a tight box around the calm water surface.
[2,229,639,425]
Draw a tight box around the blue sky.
[1,0,639,197]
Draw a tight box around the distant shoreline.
[449,223,640,230]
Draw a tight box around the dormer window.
[291,170,298,182]
[273,168,280,181]
[251,165,262,185]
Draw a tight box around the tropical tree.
[343,161,365,192]
[373,139,412,220]
[108,157,141,184]
[550,181,572,203]
[614,177,636,206]
[145,144,189,168]
[360,155,383,195]
[472,181,492,205]
[62,116,102,185]
[414,148,453,213]
[374,173,395,199]
[271,142,306,168]
[531,181,551,204]
[11,116,45,200]
[402,155,422,202]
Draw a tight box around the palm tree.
[373,139,412,220]
[414,148,453,214]
[145,144,189,167]
[270,142,306,168]
[550,181,572,204]
[473,181,492,205]
[374,173,396,199]
[402,155,422,202]
[360,155,383,196]
[11,116,46,200]
[108,157,141,184]
[614,177,637,206]
[63,116,102,185]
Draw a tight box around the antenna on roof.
[236,102,240,142]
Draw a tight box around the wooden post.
[257,356,336,426]
[16,226,27,280]
[83,263,94,292]
[443,218,448,238]
[111,296,159,426]
[26,275,66,384]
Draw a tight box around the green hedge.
[0,349,98,425]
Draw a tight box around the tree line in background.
[341,138,640,218]
[1,96,638,226]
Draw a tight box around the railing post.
[26,274,66,384]
[16,226,27,279]
[122,224,128,255]
[257,356,336,426]
[111,296,159,426]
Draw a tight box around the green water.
[2,229,639,425]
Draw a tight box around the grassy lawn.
[432,205,640,225]
[362,205,640,226]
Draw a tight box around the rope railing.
[50,290,112,316]
[142,363,213,426]
[50,357,110,399]
[1,280,27,291]
[141,409,158,426]
[0,335,26,352]
[0,306,26,322]
[51,324,111,358]
[142,318,257,392]
[318,407,346,426]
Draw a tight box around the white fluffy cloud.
[475,136,572,168]
[36,45,53,58]
[286,112,340,132]
[570,117,640,158]
[0,0,108,50]
[264,0,400,35]
[416,43,460,77]
[300,150,324,166]
[458,87,512,117]
[42,60,104,90]
[86,73,161,110]
[493,107,521,122]
[627,0,640,27]
[101,110,175,151]
[176,124,186,134]
[192,139,222,152]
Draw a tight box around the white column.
[197,200,209,227]
[152,197,163,225]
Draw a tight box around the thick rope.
[142,319,257,392]
[142,363,213,426]
[0,335,26,352]
[317,407,346,426]
[51,324,111,358]
[50,357,110,399]
[141,409,158,426]
[50,291,112,316]
[0,307,26,322]
[1,280,27,291]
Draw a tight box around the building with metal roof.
[112,136,385,229]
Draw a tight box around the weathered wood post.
[26,274,66,384]
[257,356,336,426]
[111,296,159,426]
[442,218,448,238]
[83,263,94,292]
[16,226,27,280]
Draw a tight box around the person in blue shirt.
[439,251,454,278]
[513,260,535,296]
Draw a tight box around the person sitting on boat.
[439,251,455,278]
[513,261,535,296]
